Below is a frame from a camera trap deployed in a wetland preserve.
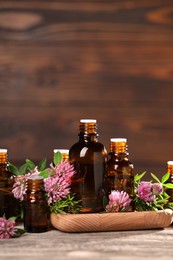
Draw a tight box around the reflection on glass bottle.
[105,138,134,211]
[69,119,108,213]
[53,149,69,162]
[24,176,49,233]
[0,149,19,218]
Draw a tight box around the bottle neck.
[27,177,44,191]
[109,140,128,158]
[61,153,69,161]
[79,132,98,142]
[109,152,129,160]
[0,151,9,172]
[0,151,8,164]
[167,164,173,175]
[79,121,98,142]
[79,121,97,134]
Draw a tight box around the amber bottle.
[0,149,19,218]
[105,138,134,211]
[166,161,173,202]
[24,176,48,233]
[53,149,69,161]
[69,119,108,213]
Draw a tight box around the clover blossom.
[137,181,155,202]
[12,167,40,201]
[44,161,76,204]
[0,217,16,239]
[50,161,75,184]
[105,190,132,212]
[152,183,163,195]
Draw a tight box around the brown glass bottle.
[24,176,48,233]
[166,161,173,202]
[53,149,69,162]
[105,138,134,211]
[0,149,19,218]
[69,119,108,213]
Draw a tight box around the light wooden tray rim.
[50,209,173,233]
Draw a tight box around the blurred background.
[0,0,173,179]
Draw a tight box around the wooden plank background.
[0,0,173,179]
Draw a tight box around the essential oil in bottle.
[0,149,19,218]
[24,176,49,233]
[69,119,108,213]
[105,138,134,211]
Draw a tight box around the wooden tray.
[50,209,173,233]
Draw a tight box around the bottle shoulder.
[69,141,107,162]
[107,157,134,167]
[69,142,85,151]
[69,141,107,153]
[0,164,13,178]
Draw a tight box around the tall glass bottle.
[0,149,19,218]
[24,176,48,233]
[166,161,173,202]
[53,149,69,162]
[105,138,134,211]
[69,119,108,213]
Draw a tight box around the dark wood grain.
[0,0,173,177]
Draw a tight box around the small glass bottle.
[24,176,48,233]
[105,138,134,211]
[53,149,69,161]
[0,149,19,218]
[69,119,108,213]
[166,161,173,202]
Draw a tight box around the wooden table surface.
[0,225,173,260]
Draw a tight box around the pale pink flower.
[44,162,76,204]
[152,183,163,195]
[44,176,71,204]
[12,167,40,201]
[50,162,75,184]
[0,217,16,239]
[12,174,27,201]
[137,181,155,202]
[105,190,132,212]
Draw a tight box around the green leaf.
[150,173,161,183]
[161,172,170,184]
[8,216,17,222]
[103,196,108,209]
[51,194,81,214]
[39,169,50,178]
[162,191,170,199]
[25,159,35,171]
[166,202,173,209]
[54,151,62,166]
[134,172,146,182]
[19,164,27,175]
[156,199,168,204]
[9,163,20,176]
[157,194,163,200]
[153,204,164,210]
[38,158,47,171]
[163,183,173,189]
[13,228,26,238]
